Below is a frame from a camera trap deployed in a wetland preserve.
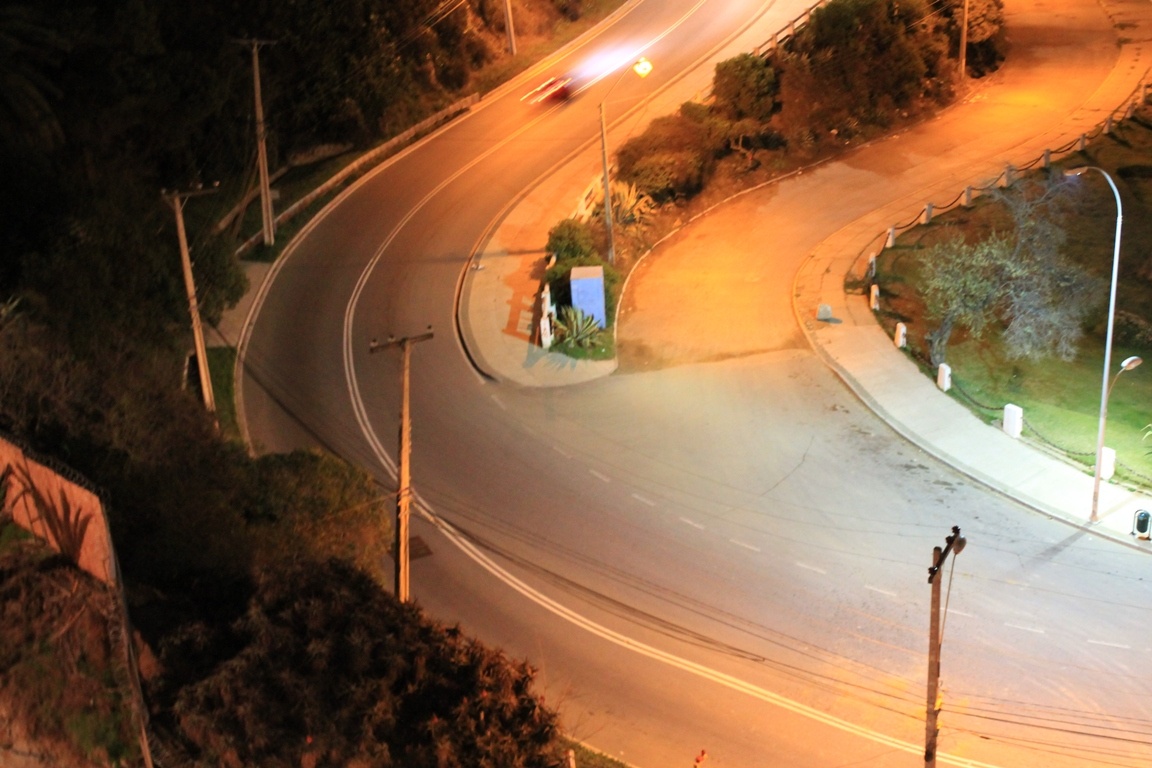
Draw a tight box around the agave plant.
[610,181,655,224]
[555,306,600,348]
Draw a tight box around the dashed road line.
[490,394,506,410]
[796,562,827,575]
[552,445,572,458]
[1005,623,1045,634]
[730,539,761,552]
[589,469,611,483]
[1087,639,1131,649]
[631,493,656,506]
[865,585,897,597]
[680,517,705,530]
[948,609,975,618]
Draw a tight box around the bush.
[772,0,954,135]
[617,105,727,201]
[712,53,780,122]
[546,218,597,262]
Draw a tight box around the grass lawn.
[873,107,1152,488]
[207,346,241,443]
[565,739,633,768]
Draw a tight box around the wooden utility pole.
[162,187,218,416]
[958,0,970,80]
[237,38,277,246]
[503,0,517,55]
[925,526,965,767]
[370,327,434,602]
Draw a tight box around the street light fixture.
[924,526,966,768]
[1064,166,1130,523]
[600,56,652,265]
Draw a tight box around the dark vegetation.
[544,0,1004,350]
[0,0,611,764]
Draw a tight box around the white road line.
[1087,639,1131,649]
[865,585,897,597]
[948,609,975,618]
[680,517,705,530]
[552,445,572,458]
[589,469,611,483]
[796,562,827,575]
[490,394,507,410]
[631,493,656,506]
[729,539,761,552]
[1004,623,1045,634]
[425,511,1002,768]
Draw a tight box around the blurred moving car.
[521,75,574,104]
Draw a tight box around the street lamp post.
[925,526,966,768]
[370,326,434,602]
[1065,166,1130,523]
[599,57,652,265]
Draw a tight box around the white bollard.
[870,284,880,311]
[936,363,951,392]
[922,202,933,224]
[540,313,553,349]
[1100,446,1117,481]
[868,254,877,279]
[893,322,907,348]
[886,227,896,248]
[817,303,833,321]
[1003,403,1023,439]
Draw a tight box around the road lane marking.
[589,469,611,483]
[1087,639,1131,649]
[729,539,761,552]
[552,445,572,458]
[680,517,705,529]
[425,510,1003,768]
[864,585,897,597]
[796,562,827,575]
[948,609,974,618]
[490,394,507,410]
[1004,623,1045,634]
[631,493,656,506]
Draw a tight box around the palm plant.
[610,181,655,224]
[554,306,600,348]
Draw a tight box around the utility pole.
[958,0,970,80]
[370,326,434,602]
[237,38,277,246]
[503,0,516,55]
[162,186,219,417]
[599,101,615,265]
[925,526,966,767]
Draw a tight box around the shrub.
[617,105,727,201]
[712,53,780,122]
[546,218,597,262]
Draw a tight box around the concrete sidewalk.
[457,0,1152,549]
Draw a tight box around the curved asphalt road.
[239,0,1152,765]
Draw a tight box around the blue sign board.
[569,266,606,328]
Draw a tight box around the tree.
[922,232,1015,366]
[160,559,566,767]
[712,53,779,122]
[920,178,1101,365]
